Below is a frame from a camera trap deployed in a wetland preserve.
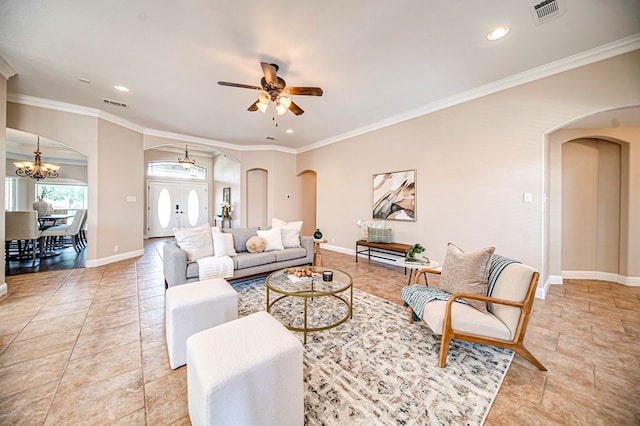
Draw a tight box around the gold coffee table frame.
[266,267,353,344]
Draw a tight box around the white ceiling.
[1,0,639,154]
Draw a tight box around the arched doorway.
[561,138,623,278]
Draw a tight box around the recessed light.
[114,85,130,92]
[286,129,294,134]
[487,26,510,41]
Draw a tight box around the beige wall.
[298,50,640,287]
[96,119,144,259]
[3,51,639,285]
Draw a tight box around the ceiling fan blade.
[282,86,324,96]
[288,100,304,115]
[261,62,278,86]
[247,100,259,112]
[218,81,262,90]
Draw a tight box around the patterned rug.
[232,276,513,425]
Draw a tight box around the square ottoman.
[186,311,304,426]
[165,277,238,369]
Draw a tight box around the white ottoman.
[187,311,304,426]
[165,278,238,369]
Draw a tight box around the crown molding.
[298,34,640,154]
[143,128,297,154]
[0,56,17,80]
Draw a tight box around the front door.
[147,181,208,237]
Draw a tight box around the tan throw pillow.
[439,243,495,313]
[173,223,214,261]
[272,218,303,248]
[246,236,266,253]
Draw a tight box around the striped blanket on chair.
[401,254,520,321]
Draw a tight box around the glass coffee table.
[266,267,353,344]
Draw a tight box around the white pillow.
[257,227,284,252]
[212,228,237,257]
[272,218,303,248]
[173,223,214,261]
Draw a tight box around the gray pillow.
[439,243,495,313]
[367,227,392,243]
[222,227,259,253]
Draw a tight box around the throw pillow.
[173,223,214,261]
[212,228,237,257]
[257,227,284,252]
[246,235,266,253]
[367,227,392,243]
[357,219,385,240]
[272,218,303,248]
[438,243,495,313]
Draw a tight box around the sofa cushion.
[439,243,495,313]
[275,247,307,262]
[223,227,259,253]
[234,251,277,269]
[272,218,303,248]
[174,223,214,261]
[257,228,284,252]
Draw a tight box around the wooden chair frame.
[410,268,546,371]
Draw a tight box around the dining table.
[37,214,74,230]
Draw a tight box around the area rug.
[232,276,513,425]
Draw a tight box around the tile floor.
[0,239,638,424]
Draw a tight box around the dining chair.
[5,211,42,267]
[40,209,86,253]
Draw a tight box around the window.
[147,161,206,179]
[35,183,88,211]
[5,178,17,211]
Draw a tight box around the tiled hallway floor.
[1,239,638,424]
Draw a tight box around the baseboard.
[0,283,7,297]
[85,249,145,268]
[561,270,640,286]
[325,244,407,268]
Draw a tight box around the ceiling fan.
[218,62,323,116]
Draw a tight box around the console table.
[355,240,412,263]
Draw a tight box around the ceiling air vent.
[102,98,128,108]
[265,136,278,141]
[530,0,564,26]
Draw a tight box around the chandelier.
[14,136,60,180]
[178,145,196,169]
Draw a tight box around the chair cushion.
[422,300,512,341]
[488,263,536,336]
[439,243,495,313]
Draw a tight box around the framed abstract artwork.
[223,187,231,204]
[372,169,416,221]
